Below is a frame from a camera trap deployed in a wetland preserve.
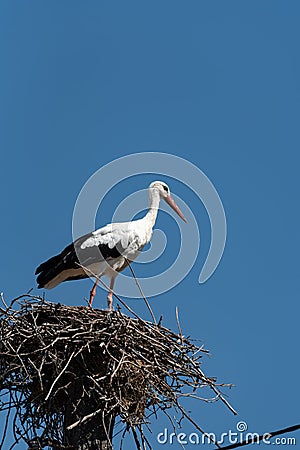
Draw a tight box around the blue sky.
[1,1,300,448]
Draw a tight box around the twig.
[45,351,76,401]
[177,403,222,449]
[125,259,157,325]
[175,306,183,344]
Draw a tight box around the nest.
[0,295,235,449]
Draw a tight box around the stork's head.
[149,181,187,223]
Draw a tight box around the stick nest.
[0,295,234,449]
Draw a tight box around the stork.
[35,181,187,309]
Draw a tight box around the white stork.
[35,181,187,309]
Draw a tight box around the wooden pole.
[63,404,115,449]
[63,379,115,450]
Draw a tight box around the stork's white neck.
[144,189,160,227]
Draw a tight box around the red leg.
[107,278,115,310]
[89,279,99,307]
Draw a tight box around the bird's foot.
[107,293,113,311]
[88,293,95,308]
[88,288,96,307]
[88,279,99,308]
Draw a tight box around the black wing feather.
[35,232,123,288]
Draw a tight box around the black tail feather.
[35,231,122,289]
[35,233,92,289]
[35,242,78,288]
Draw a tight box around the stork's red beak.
[164,195,187,223]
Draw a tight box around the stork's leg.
[89,279,99,307]
[107,277,115,310]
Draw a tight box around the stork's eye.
[163,186,168,192]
